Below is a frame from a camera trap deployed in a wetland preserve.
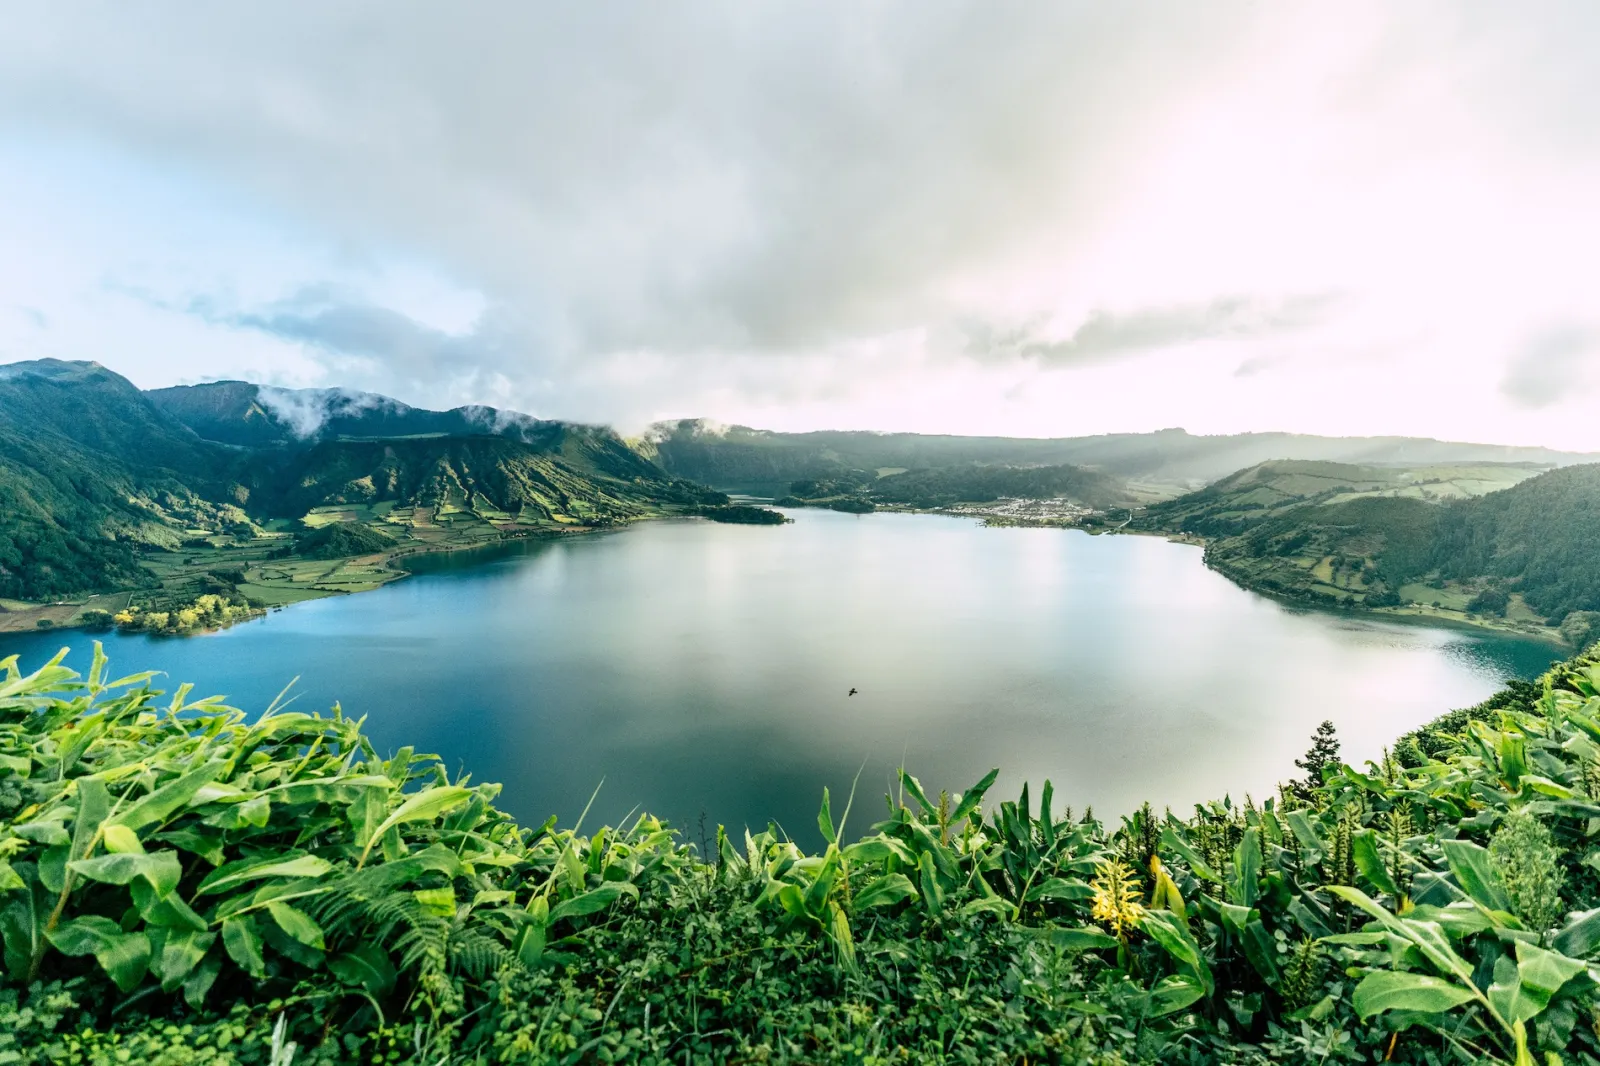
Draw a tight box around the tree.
[1560,611,1600,653]
[1293,720,1341,801]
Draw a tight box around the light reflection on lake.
[0,510,1558,841]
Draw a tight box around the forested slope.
[1136,460,1600,640]
[0,361,719,609]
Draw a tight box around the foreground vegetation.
[4,643,1600,1064]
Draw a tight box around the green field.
[0,494,666,633]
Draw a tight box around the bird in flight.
[848,688,858,697]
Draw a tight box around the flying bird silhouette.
[848,688,858,697]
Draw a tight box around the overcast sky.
[2,3,1597,447]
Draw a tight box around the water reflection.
[0,511,1559,841]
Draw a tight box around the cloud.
[217,285,503,375]
[254,384,398,438]
[2,4,1600,446]
[969,293,1337,367]
[1500,326,1597,408]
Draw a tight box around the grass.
[0,483,701,635]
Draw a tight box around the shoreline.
[0,516,644,637]
[5,505,1574,652]
[1113,527,1568,647]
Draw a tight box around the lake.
[0,510,1559,841]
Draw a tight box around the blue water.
[0,510,1558,839]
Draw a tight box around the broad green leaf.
[0,882,46,982]
[196,854,333,896]
[154,928,216,991]
[1518,775,1580,800]
[358,785,472,867]
[1325,887,1482,995]
[11,821,68,847]
[271,775,395,807]
[917,851,944,917]
[0,863,23,893]
[899,770,935,815]
[111,761,226,833]
[222,915,266,978]
[183,949,222,1010]
[201,794,271,830]
[958,896,1011,919]
[1440,840,1512,913]
[773,883,809,922]
[803,848,844,917]
[1218,903,1280,984]
[1142,909,1213,997]
[1150,858,1188,922]
[851,873,917,912]
[1514,940,1586,1008]
[1553,908,1600,959]
[132,878,209,931]
[843,836,914,866]
[948,768,999,827]
[547,882,639,924]
[1160,825,1219,882]
[1352,830,1401,898]
[828,900,857,971]
[38,845,68,894]
[1147,973,1206,1017]
[817,787,836,845]
[156,829,226,867]
[1022,926,1118,951]
[68,850,182,897]
[46,916,151,993]
[1351,970,1477,1018]
[1285,810,1326,856]
[329,943,397,997]
[1229,828,1261,908]
[101,824,143,855]
[413,887,456,917]
[1025,877,1095,903]
[266,901,325,950]
[70,777,111,863]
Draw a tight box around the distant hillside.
[777,462,1129,512]
[0,360,719,613]
[272,435,708,522]
[147,379,578,449]
[0,361,254,599]
[1135,458,1600,640]
[643,420,1596,492]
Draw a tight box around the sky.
[1,3,1597,448]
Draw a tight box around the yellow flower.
[1090,859,1146,940]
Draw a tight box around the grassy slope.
[0,362,724,632]
[1132,459,1582,640]
[4,643,1600,1064]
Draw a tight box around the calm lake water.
[0,510,1559,840]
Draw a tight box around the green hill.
[776,461,1130,512]
[0,360,721,626]
[643,419,1596,494]
[1136,459,1600,640]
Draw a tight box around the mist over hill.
[640,419,1597,492]
[0,361,716,602]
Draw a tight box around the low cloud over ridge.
[1,3,1598,446]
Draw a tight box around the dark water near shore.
[0,510,1558,840]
